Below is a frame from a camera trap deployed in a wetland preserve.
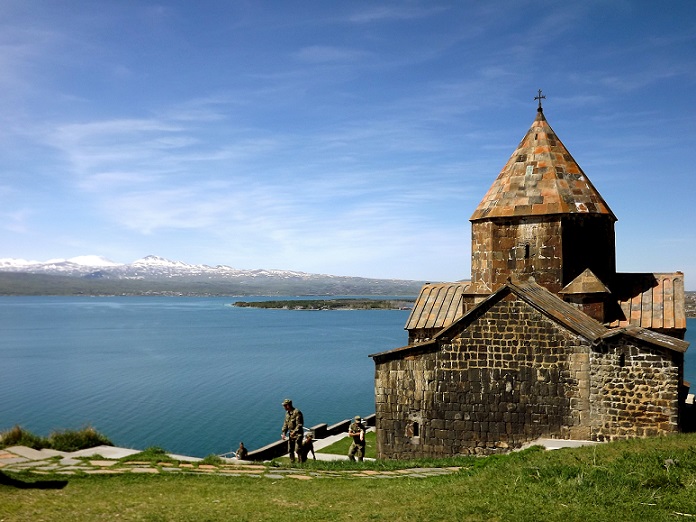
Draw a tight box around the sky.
[1,1,695,287]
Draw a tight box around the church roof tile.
[608,272,686,330]
[470,109,616,222]
[403,282,468,331]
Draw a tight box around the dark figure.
[281,398,303,463]
[298,431,316,462]
[348,415,366,462]
[0,471,67,489]
[236,441,248,460]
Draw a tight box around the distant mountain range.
[0,255,427,296]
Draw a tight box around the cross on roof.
[535,89,546,111]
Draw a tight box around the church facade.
[370,100,689,459]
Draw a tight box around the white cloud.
[346,4,447,24]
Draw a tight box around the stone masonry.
[371,102,688,460]
[373,289,682,459]
[471,215,616,294]
[589,340,682,440]
[375,295,587,458]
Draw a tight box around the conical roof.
[470,108,616,222]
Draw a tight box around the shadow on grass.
[0,471,68,490]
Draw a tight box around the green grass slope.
[2,433,696,521]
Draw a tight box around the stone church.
[370,98,689,459]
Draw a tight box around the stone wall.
[471,217,564,293]
[589,340,681,440]
[470,215,616,295]
[374,296,590,459]
[374,292,683,460]
[407,327,442,345]
[373,353,438,459]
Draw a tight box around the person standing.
[348,415,366,462]
[281,398,303,463]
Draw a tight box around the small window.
[619,353,626,367]
[524,244,530,259]
[412,421,420,438]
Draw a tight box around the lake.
[0,296,411,457]
[1,296,694,458]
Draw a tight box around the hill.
[0,255,427,296]
[0,271,425,296]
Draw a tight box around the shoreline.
[232,298,415,311]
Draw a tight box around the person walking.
[281,398,304,463]
[347,415,366,462]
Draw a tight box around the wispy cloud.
[3,208,33,234]
[346,4,448,24]
[293,45,370,64]
[0,1,694,282]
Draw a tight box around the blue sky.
[1,1,695,287]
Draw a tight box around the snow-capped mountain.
[0,255,123,277]
[0,255,323,280]
[0,255,426,296]
[65,255,123,267]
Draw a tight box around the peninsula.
[232,298,414,310]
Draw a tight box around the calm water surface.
[0,296,410,457]
[1,296,695,457]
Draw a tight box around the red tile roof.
[470,109,616,222]
[403,282,468,331]
[608,272,686,331]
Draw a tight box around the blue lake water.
[0,296,411,457]
[1,296,694,458]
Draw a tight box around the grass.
[0,425,112,452]
[116,446,226,469]
[0,425,49,450]
[2,434,696,520]
[47,426,113,452]
[119,447,179,466]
